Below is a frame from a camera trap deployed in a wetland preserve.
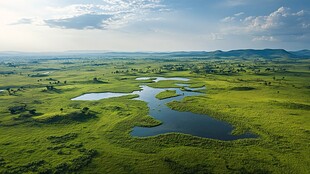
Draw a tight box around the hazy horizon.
[0,48,309,54]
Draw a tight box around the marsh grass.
[155,90,180,100]
[0,57,309,173]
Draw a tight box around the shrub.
[38,110,97,124]
[231,87,256,91]
[8,105,27,114]
[47,133,78,144]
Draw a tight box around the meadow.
[0,55,309,173]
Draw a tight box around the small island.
[155,90,180,100]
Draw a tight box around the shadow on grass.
[37,111,98,124]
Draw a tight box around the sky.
[0,0,309,52]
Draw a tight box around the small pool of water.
[136,77,189,82]
[136,77,152,80]
[72,77,257,140]
[71,92,129,101]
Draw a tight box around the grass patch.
[155,90,180,100]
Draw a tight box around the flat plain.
[0,55,309,173]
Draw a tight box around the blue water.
[136,77,189,82]
[72,92,129,100]
[131,85,256,140]
[72,77,257,140]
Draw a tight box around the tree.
[81,107,89,114]
[8,105,27,114]
[46,86,54,90]
[6,88,11,95]
[29,109,36,115]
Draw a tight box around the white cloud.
[234,12,244,16]
[252,36,276,42]
[12,0,167,30]
[221,7,310,42]
[222,12,244,23]
[221,16,235,22]
[244,7,291,31]
[45,14,113,30]
[209,33,224,40]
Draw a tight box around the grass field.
[0,56,309,173]
[155,90,180,100]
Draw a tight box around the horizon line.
[0,48,309,54]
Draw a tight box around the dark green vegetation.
[0,54,309,173]
[155,90,180,100]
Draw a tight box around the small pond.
[72,77,257,140]
[72,92,129,101]
[136,77,189,82]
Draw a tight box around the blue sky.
[0,0,309,51]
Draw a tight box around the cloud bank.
[17,0,167,30]
[221,7,310,42]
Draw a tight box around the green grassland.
[155,90,180,100]
[0,56,309,173]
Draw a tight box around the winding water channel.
[72,77,257,140]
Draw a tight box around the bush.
[38,110,97,124]
[0,157,6,166]
[8,105,27,114]
[53,149,98,173]
[47,133,78,144]
[231,87,256,91]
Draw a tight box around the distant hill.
[213,49,296,58]
[0,49,309,59]
[163,49,304,58]
[290,50,310,57]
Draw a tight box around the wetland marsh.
[73,77,256,140]
[0,55,309,173]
